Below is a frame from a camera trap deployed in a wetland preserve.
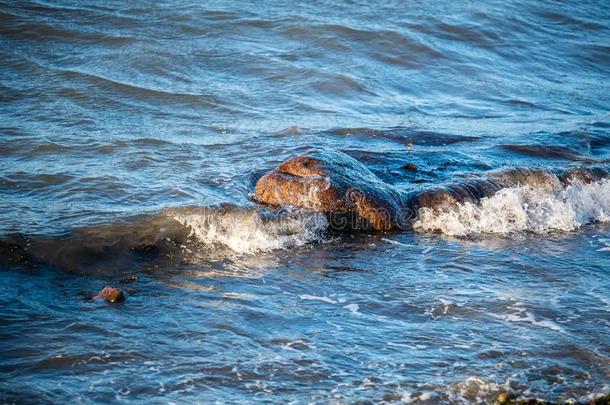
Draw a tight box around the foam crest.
[172,206,328,254]
[414,179,610,236]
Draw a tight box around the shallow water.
[1,0,609,403]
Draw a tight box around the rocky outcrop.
[254,150,409,230]
[253,150,609,231]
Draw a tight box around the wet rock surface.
[95,286,125,303]
[254,150,610,231]
[254,150,409,230]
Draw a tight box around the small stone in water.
[95,287,125,303]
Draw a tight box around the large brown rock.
[254,150,609,231]
[253,150,408,230]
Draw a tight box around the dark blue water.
[1,0,609,403]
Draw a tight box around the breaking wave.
[2,168,609,271]
[0,205,328,270]
[171,205,328,254]
[414,178,610,236]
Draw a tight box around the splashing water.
[172,207,328,254]
[414,179,610,236]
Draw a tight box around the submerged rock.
[95,286,125,303]
[493,392,610,405]
[254,149,610,232]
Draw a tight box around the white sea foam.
[343,303,360,314]
[448,376,507,403]
[414,179,610,236]
[597,237,610,252]
[172,207,328,254]
[490,302,564,333]
[504,311,564,333]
